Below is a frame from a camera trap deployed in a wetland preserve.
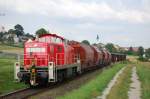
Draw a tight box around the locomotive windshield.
[26,47,45,53]
[39,36,63,44]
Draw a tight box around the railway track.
[0,88,30,99]
[0,67,105,99]
[0,87,41,99]
[0,86,56,99]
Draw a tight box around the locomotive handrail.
[16,53,80,67]
[17,54,49,67]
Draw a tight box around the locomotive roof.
[39,34,64,40]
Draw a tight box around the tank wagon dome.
[92,45,102,52]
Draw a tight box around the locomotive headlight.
[32,69,36,73]
[17,72,23,78]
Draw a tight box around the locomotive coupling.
[30,65,37,86]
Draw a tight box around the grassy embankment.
[0,45,26,94]
[58,62,127,99]
[107,64,132,99]
[0,44,23,54]
[136,62,150,99]
[0,58,27,94]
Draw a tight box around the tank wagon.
[14,34,126,86]
[111,53,126,63]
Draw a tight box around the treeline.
[0,24,33,44]
[0,24,50,47]
[1,24,150,61]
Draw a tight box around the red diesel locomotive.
[14,34,126,86]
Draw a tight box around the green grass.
[0,44,23,50]
[0,44,23,54]
[136,62,150,99]
[0,58,27,94]
[107,64,132,99]
[57,62,127,99]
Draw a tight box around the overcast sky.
[0,0,150,48]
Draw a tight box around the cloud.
[0,0,150,23]
[0,0,150,48]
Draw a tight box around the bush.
[138,57,148,62]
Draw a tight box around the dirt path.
[96,67,126,99]
[128,67,141,99]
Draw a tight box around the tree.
[7,36,14,44]
[129,46,133,51]
[6,29,15,44]
[127,46,134,55]
[14,24,24,37]
[138,46,144,57]
[105,43,117,52]
[8,29,15,34]
[25,33,34,38]
[0,26,5,41]
[81,40,90,45]
[145,48,150,59]
[0,32,3,42]
[35,28,48,37]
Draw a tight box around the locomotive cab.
[24,41,48,68]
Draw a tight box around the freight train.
[14,34,126,86]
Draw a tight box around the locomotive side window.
[55,38,62,43]
[51,37,62,44]
[51,37,56,43]
[26,48,45,52]
[50,45,54,54]
[57,46,62,52]
[46,37,50,43]
[39,38,46,42]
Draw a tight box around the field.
[0,44,23,54]
[0,44,26,94]
[136,62,150,99]
[0,58,27,94]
